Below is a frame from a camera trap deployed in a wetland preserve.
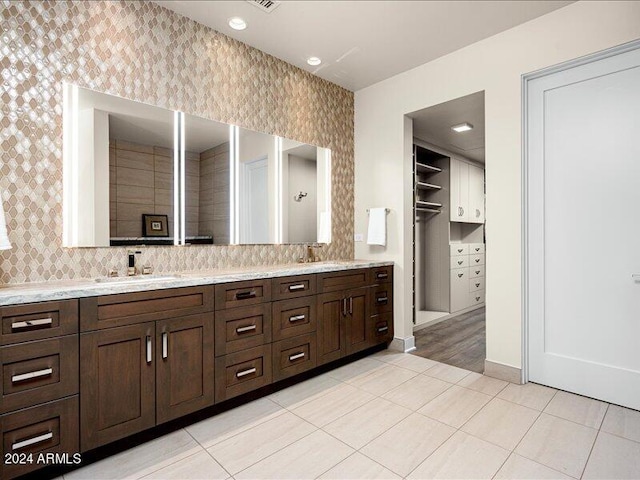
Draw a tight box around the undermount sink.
[94,274,181,285]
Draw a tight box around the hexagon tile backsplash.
[0,0,354,284]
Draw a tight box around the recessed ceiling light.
[307,57,322,66]
[451,122,473,133]
[228,17,247,30]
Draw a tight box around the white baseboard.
[389,336,416,353]
[484,359,523,384]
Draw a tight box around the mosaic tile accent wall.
[0,0,354,284]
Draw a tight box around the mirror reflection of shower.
[293,191,308,202]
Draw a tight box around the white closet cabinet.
[449,159,484,224]
[468,165,485,224]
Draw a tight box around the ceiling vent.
[246,0,281,13]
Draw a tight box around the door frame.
[521,38,640,384]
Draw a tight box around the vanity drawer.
[271,275,317,300]
[369,265,393,284]
[318,269,369,293]
[450,255,469,269]
[469,265,485,279]
[272,297,316,341]
[470,253,485,266]
[215,304,272,357]
[370,313,393,344]
[1,300,78,346]
[470,278,484,292]
[370,284,393,315]
[450,244,469,256]
[215,280,271,310]
[1,336,78,414]
[470,290,485,306]
[80,286,214,331]
[470,243,485,255]
[0,396,79,480]
[272,333,317,382]
[215,345,272,402]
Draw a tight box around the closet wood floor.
[412,307,485,373]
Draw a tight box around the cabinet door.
[450,159,469,222]
[156,313,214,424]
[80,323,155,451]
[468,164,485,224]
[345,288,370,355]
[450,268,471,313]
[317,291,346,365]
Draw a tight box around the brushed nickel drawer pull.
[349,297,353,315]
[475,270,480,275]
[11,318,53,330]
[12,431,53,451]
[457,260,463,265]
[458,273,464,278]
[475,259,480,263]
[475,296,481,301]
[162,332,168,359]
[288,352,305,361]
[475,283,481,288]
[235,290,257,300]
[377,296,388,303]
[146,335,152,364]
[475,247,481,252]
[457,248,463,253]
[289,314,306,323]
[288,284,306,291]
[236,367,257,378]
[12,368,53,383]
[376,272,388,279]
[377,326,389,333]
[236,325,257,334]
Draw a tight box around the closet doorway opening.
[407,91,486,373]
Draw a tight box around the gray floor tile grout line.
[183,427,234,479]
[579,403,610,480]
[312,450,361,480]
[136,443,211,480]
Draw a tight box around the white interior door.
[527,45,640,409]
[240,157,269,244]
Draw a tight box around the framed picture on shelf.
[142,214,169,237]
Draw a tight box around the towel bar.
[366,208,390,214]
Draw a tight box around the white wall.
[355,1,640,366]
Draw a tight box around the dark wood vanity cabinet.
[0,264,393,478]
[80,287,215,451]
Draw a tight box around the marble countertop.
[0,260,394,306]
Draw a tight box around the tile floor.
[62,351,640,480]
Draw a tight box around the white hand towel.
[367,208,387,246]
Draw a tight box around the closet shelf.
[415,163,442,173]
[416,200,442,208]
[416,181,442,190]
[416,207,441,214]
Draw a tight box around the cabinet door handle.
[146,335,152,364]
[476,296,481,301]
[235,290,256,300]
[289,314,306,323]
[162,332,168,359]
[475,270,481,275]
[12,368,53,383]
[377,326,389,333]
[475,283,481,288]
[376,272,388,279]
[475,247,480,252]
[457,248,463,253]
[12,431,53,451]
[236,325,257,334]
[458,273,464,278]
[457,260,463,265]
[236,367,257,378]
[288,352,305,361]
[11,317,53,330]
[349,297,353,315]
[376,296,388,304]
[288,284,306,291]
[475,259,480,263]
[460,207,464,216]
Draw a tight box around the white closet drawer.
[450,244,469,256]
[470,243,485,255]
[470,278,484,292]
[450,255,469,269]
[470,290,485,305]
[470,253,485,266]
[451,268,471,312]
[470,265,484,279]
